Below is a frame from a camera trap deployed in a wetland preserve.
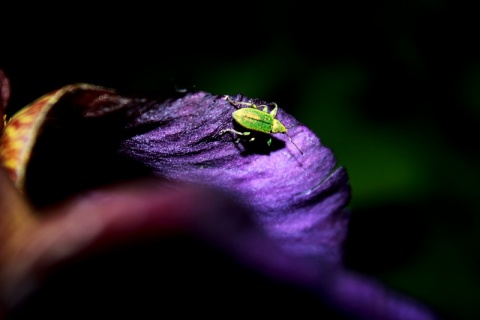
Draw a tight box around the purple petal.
[328,271,438,320]
[1,87,439,320]
[120,92,351,265]
[117,91,438,319]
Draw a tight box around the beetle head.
[271,119,287,133]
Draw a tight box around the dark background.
[1,1,479,319]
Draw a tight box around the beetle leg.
[220,128,251,136]
[220,128,255,144]
[256,104,269,112]
[269,102,278,117]
[225,96,258,109]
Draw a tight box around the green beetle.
[220,95,303,154]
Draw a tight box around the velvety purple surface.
[0,84,438,319]
[118,91,437,320]
[121,92,350,265]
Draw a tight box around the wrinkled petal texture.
[1,85,438,320]
[120,92,351,265]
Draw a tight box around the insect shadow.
[224,121,286,156]
[219,95,303,156]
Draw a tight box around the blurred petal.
[328,271,437,320]
[0,181,243,306]
[1,175,438,320]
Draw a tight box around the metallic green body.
[221,95,303,154]
[232,109,273,133]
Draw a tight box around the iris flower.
[0,70,437,319]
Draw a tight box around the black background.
[2,1,480,319]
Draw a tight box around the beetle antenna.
[286,133,303,155]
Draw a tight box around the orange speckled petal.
[0,84,114,190]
